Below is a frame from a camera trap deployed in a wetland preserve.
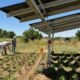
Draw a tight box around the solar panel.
[30,13,80,33]
[0,0,80,22]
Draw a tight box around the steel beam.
[26,0,45,21]
[26,0,50,26]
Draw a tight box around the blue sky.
[0,0,80,37]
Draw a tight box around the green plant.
[59,75,66,80]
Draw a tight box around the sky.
[0,0,80,37]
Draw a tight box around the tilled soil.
[17,54,43,80]
[32,74,51,80]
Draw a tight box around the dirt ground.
[17,54,44,80]
[32,74,51,80]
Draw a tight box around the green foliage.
[54,37,62,40]
[0,29,3,37]
[23,29,43,42]
[64,37,70,42]
[0,52,38,79]
[76,30,80,40]
[2,30,8,37]
[59,75,66,80]
[8,31,15,38]
[0,29,15,38]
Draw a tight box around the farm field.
[0,0,80,80]
[0,38,80,53]
[0,38,80,80]
[16,38,80,54]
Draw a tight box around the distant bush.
[64,37,71,42]
[76,30,80,40]
[8,31,16,38]
[23,29,43,42]
[54,37,62,40]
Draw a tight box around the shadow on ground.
[42,67,80,80]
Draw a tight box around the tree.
[76,30,80,40]
[8,31,15,38]
[23,29,43,42]
[0,29,3,37]
[38,33,42,40]
[64,37,70,42]
[23,31,29,42]
[2,30,8,37]
[0,28,16,38]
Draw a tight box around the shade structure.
[30,13,80,33]
[0,0,80,67]
[0,0,80,22]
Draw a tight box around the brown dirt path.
[32,74,51,80]
[17,54,43,80]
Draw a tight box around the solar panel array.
[0,0,80,33]
[30,13,80,33]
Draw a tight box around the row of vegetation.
[54,30,80,41]
[0,29,15,38]
[22,29,80,42]
[0,52,39,80]
[0,28,80,42]
[23,29,43,42]
[0,28,43,42]
[42,53,80,80]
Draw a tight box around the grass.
[0,38,80,80]
[12,38,80,53]
[53,39,80,53]
[16,38,47,53]
[0,38,80,53]
[0,52,39,80]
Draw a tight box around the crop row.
[0,52,39,80]
[50,53,80,80]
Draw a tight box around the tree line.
[53,30,80,41]
[67,30,80,41]
[0,29,15,38]
[0,27,80,42]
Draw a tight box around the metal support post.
[48,29,52,67]
[52,33,54,52]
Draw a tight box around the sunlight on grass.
[0,38,80,53]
